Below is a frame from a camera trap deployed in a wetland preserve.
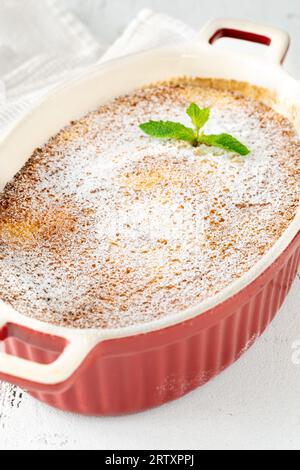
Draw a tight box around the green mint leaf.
[139,121,195,143]
[138,105,250,157]
[199,133,250,156]
[186,103,210,135]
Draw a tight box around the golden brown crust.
[0,78,299,329]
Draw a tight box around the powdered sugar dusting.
[0,78,299,329]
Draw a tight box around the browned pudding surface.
[0,78,299,329]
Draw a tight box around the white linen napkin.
[0,1,195,135]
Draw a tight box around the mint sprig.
[139,103,250,156]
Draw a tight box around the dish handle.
[0,303,96,392]
[198,18,290,65]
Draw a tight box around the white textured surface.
[0,0,300,451]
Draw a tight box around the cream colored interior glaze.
[0,18,299,385]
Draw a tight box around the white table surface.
[1,0,300,451]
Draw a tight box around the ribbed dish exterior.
[3,234,300,416]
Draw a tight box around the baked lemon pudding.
[0,78,299,329]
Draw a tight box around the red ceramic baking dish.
[0,18,299,415]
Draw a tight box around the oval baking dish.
[0,18,299,416]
